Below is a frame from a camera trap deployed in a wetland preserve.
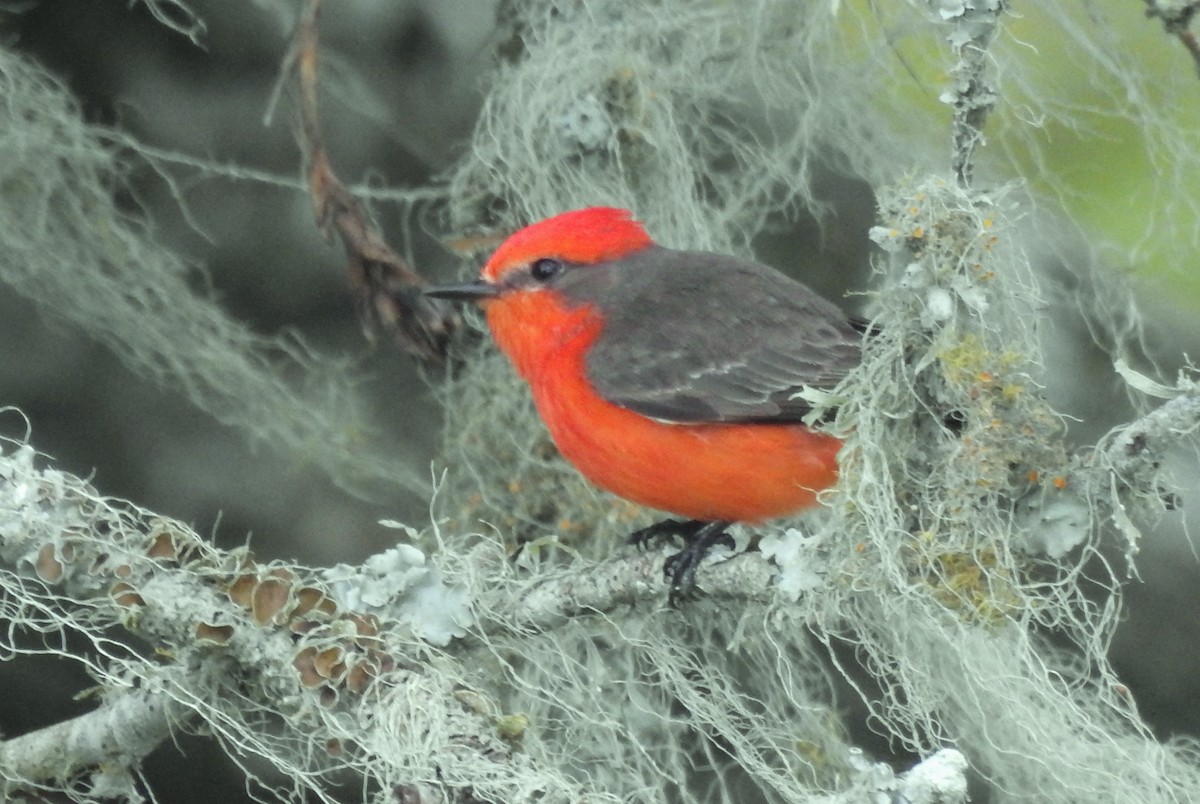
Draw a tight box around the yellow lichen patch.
[496,713,530,741]
[938,334,992,388]
[922,547,1022,625]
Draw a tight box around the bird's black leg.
[662,521,734,605]
[629,518,734,605]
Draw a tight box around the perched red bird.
[427,207,861,601]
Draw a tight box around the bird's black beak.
[423,279,502,302]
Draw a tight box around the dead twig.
[295,0,458,363]
[1145,0,1200,77]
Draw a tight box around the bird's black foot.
[629,519,734,605]
[628,518,707,551]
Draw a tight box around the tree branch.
[0,439,549,802]
[940,2,1005,186]
[478,543,779,636]
[0,689,188,795]
[1100,377,1200,471]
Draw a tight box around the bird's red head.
[424,208,654,381]
[481,207,653,283]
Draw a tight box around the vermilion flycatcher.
[427,207,861,601]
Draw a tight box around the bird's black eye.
[530,258,563,282]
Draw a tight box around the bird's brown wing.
[556,245,862,424]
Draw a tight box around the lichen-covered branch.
[937,1,1005,186]
[1,432,975,803]
[479,543,779,635]
[0,689,187,799]
[1100,373,1200,470]
[0,439,570,803]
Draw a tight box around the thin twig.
[1099,386,1200,474]
[295,0,458,362]
[1144,0,1200,76]
[943,3,1005,187]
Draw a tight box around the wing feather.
[556,245,861,423]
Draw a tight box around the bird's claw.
[628,518,706,551]
[629,519,734,606]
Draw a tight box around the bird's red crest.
[481,207,653,282]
